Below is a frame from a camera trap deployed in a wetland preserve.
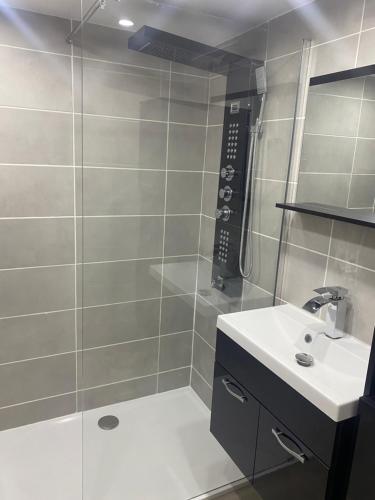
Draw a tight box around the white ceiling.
[0,0,314,45]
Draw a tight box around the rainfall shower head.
[128,25,252,75]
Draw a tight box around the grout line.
[346,79,366,208]
[0,255,198,273]
[194,329,215,352]
[0,350,77,368]
[156,61,172,393]
[74,54,210,80]
[190,75,212,386]
[323,221,335,288]
[0,331,194,368]
[192,366,213,390]
[0,391,77,411]
[355,0,367,67]
[0,42,71,57]
[69,19,79,413]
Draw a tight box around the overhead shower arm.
[66,0,107,44]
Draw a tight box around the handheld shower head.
[255,66,267,95]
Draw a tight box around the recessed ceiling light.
[119,18,134,27]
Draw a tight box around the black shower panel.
[211,64,260,298]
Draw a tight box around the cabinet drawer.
[254,406,328,500]
[216,330,337,466]
[210,362,259,478]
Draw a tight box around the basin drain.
[98,415,119,430]
[295,352,314,367]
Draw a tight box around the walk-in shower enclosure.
[0,0,295,498]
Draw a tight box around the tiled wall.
[0,6,209,428]
[297,75,375,208]
[191,0,375,408]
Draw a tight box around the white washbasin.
[217,304,371,422]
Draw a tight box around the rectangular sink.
[217,304,370,421]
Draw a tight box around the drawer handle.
[222,378,247,403]
[271,428,306,464]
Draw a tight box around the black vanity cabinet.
[210,331,357,500]
[210,363,259,477]
[253,407,328,500]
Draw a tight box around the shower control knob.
[219,186,233,202]
[221,165,235,182]
[215,205,232,222]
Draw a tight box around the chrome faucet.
[303,287,348,339]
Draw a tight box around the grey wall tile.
[79,115,167,169]
[0,394,76,432]
[201,173,219,218]
[0,219,74,268]
[296,173,350,206]
[77,23,169,70]
[363,76,375,99]
[164,215,199,257]
[205,126,223,173]
[194,296,219,348]
[0,266,75,317]
[363,0,375,30]
[0,166,74,217]
[160,294,195,335]
[0,47,72,111]
[256,120,293,181]
[82,259,162,307]
[0,109,73,165]
[191,368,212,409]
[287,213,332,254]
[0,353,76,407]
[220,24,268,61]
[79,216,164,262]
[281,244,327,307]
[267,0,363,60]
[264,53,301,121]
[81,168,165,216]
[354,139,375,173]
[348,175,375,208]
[326,258,375,343]
[357,28,375,67]
[330,222,375,271]
[166,172,202,214]
[81,338,158,388]
[78,59,169,121]
[162,256,198,296]
[305,94,361,136]
[158,367,190,393]
[0,8,71,54]
[300,134,356,174]
[0,310,75,364]
[242,281,274,311]
[168,124,206,171]
[247,233,279,294]
[192,333,215,386]
[199,215,215,261]
[159,331,193,371]
[208,75,226,126]
[310,35,359,77]
[358,100,375,138]
[252,179,285,239]
[82,299,160,349]
[79,375,157,411]
[170,73,209,125]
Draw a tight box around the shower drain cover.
[98,415,119,430]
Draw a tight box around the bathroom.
[0,0,374,498]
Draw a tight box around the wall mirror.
[295,64,375,220]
